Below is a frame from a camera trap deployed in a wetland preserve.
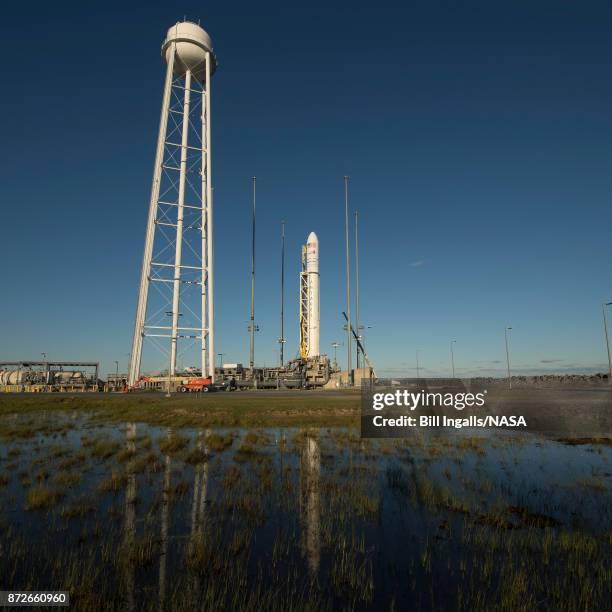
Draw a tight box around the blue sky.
[2,1,612,378]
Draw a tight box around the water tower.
[128,21,217,386]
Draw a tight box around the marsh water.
[0,412,609,610]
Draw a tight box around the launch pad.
[134,355,334,392]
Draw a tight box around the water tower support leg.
[128,44,176,387]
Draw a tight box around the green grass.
[0,393,360,430]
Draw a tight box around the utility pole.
[416,349,421,379]
[278,220,286,366]
[602,302,612,383]
[450,340,456,378]
[249,177,257,372]
[114,360,119,391]
[344,176,352,385]
[505,327,512,390]
[354,210,360,371]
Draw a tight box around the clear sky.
[2,1,612,378]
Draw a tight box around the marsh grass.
[98,471,127,492]
[55,470,81,488]
[91,439,121,459]
[184,447,208,465]
[116,447,136,463]
[58,452,86,470]
[234,436,266,462]
[61,499,96,519]
[168,481,190,499]
[129,453,155,474]
[25,486,63,510]
[34,468,49,482]
[207,432,235,452]
[49,445,71,459]
[158,433,189,454]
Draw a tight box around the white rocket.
[300,232,320,359]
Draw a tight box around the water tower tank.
[161,21,216,81]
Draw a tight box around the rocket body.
[306,232,320,358]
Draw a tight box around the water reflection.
[159,430,172,611]
[299,430,320,577]
[124,422,137,612]
[191,429,209,541]
[189,429,209,597]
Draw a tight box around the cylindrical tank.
[161,21,216,81]
[53,371,84,383]
[0,370,26,385]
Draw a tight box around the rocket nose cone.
[307,232,318,244]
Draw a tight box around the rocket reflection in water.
[299,431,321,576]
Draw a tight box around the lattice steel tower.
[128,22,216,386]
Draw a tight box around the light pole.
[602,302,612,383]
[450,340,456,378]
[114,360,119,390]
[249,176,257,372]
[354,210,360,370]
[416,349,421,380]
[344,176,353,385]
[279,220,286,366]
[504,327,512,390]
[331,342,340,369]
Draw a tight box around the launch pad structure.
[134,357,332,391]
[123,21,373,392]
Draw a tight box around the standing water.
[0,412,609,610]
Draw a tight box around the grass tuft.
[25,486,64,510]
